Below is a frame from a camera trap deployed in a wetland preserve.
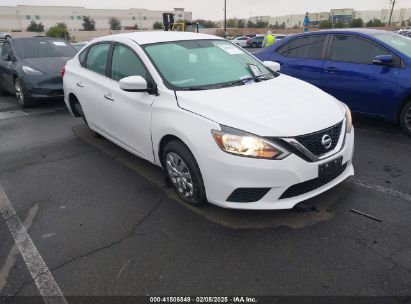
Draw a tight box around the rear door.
[270,35,327,87]
[321,34,401,116]
[0,41,16,92]
[75,42,112,132]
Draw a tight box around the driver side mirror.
[263,60,281,72]
[372,55,394,67]
[119,76,149,92]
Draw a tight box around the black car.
[246,36,264,48]
[0,37,76,107]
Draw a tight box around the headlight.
[344,104,353,133]
[211,126,290,159]
[22,66,44,76]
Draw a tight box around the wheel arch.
[158,134,186,168]
[68,93,82,117]
[396,91,411,123]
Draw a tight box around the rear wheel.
[0,85,7,96]
[400,100,411,137]
[163,140,207,206]
[73,100,102,138]
[14,78,32,108]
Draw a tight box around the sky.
[2,0,411,19]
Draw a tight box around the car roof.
[93,31,224,45]
[298,28,389,36]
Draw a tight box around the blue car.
[255,29,411,136]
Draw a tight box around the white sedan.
[231,36,250,47]
[63,31,354,210]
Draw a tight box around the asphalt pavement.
[0,94,410,300]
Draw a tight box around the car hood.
[21,57,71,75]
[176,74,346,137]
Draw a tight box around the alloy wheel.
[405,105,411,132]
[165,152,194,198]
[14,81,24,105]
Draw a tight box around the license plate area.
[319,156,343,178]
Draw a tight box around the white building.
[250,8,411,28]
[0,5,192,32]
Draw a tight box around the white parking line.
[350,178,411,202]
[0,204,38,292]
[0,184,67,303]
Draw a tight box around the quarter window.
[110,44,147,81]
[286,36,325,59]
[85,43,110,75]
[330,35,390,65]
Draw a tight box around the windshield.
[374,33,411,57]
[143,39,275,90]
[13,39,76,59]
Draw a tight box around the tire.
[14,78,32,108]
[0,84,7,96]
[73,101,102,138]
[252,42,257,48]
[163,140,207,206]
[400,100,411,137]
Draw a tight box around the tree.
[247,20,256,28]
[46,22,70,40]
[334,21,346,28]
[292,25,300,29]
[194,20,217,28]
[366,18,384,27]
[280,22,286,29]
[255,20,269,28]
[237,19,246,28]
[108,17,121,30]
[350,18,364,28]
[82,16,96,31]
[153,21,163,29]
[26,21,44,32]
[319,20,333,29]
[226,18,237,28]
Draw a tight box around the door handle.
[76,81,84,88]
[104,93,114,101]
[324,67,339,73]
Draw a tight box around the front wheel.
[400,100,411,137]
[14,78,32,108]
[163,140,207,206]
[251,42,257,48]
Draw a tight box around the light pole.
[388,0,396,27]
[224,0,227,38]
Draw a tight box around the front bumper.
[24,75,64,99]
[198,129,355,210]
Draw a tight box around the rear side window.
[286,36,326,59]
[78,49,87,67]
[330,35,390,65]
[110,44,147,81]
[85,43,110,75]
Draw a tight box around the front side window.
[143,39,274,90]
[330,35,389,65]
[286,36,325,59]
[85,43,110,75]
[110,44,147,81]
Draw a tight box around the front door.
[320,34,401,116]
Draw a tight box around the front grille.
[279,162,347,199]
[227,188,270,203]
[294,122,343,157]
